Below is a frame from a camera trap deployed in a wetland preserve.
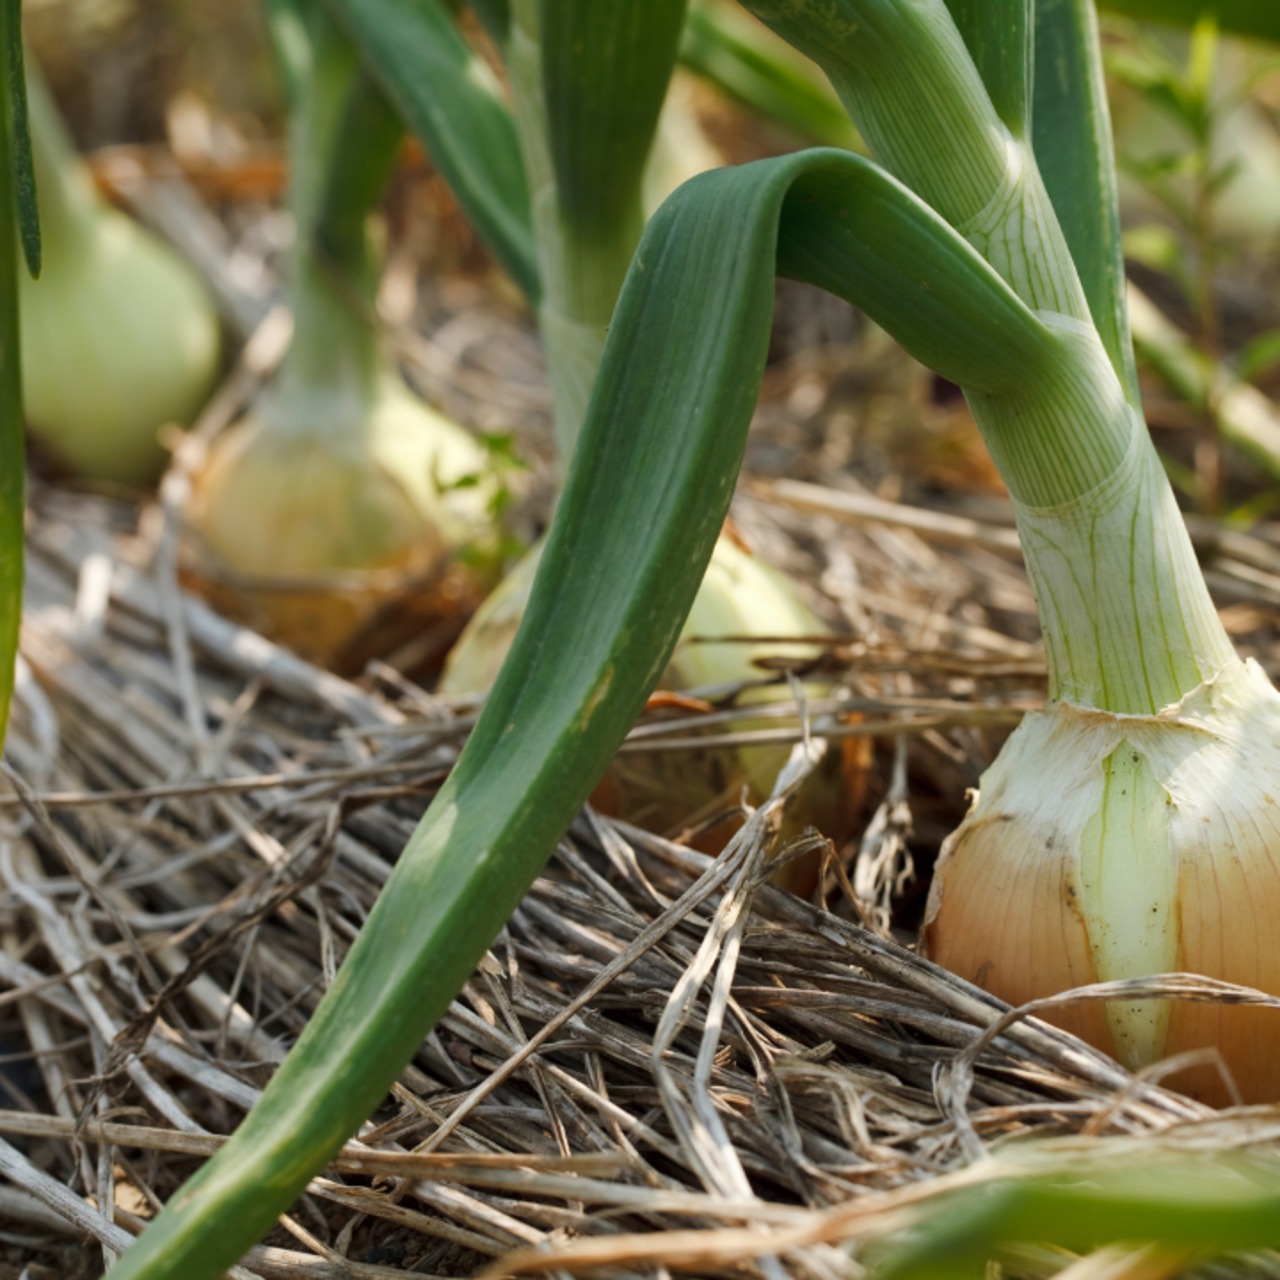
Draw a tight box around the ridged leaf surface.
[1034,0,1140,403]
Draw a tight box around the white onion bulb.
[925,658,1280,1104]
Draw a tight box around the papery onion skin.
[923,659,1280,1105]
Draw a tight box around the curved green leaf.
[106,145,1055,1280]
[739,0,1008,227]
[324,0,539,300]
[770,160,1055,393]
[0,0,25,750]
[1034,0,1140,403]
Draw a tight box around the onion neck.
[1017,431,1235,714]
[507,2,649,466]
[264,246,384,440]
[969,316,1235,715]
[263,9,404,443]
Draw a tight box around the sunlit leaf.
[1034,0,1140,402]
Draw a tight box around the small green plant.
[444,428,531,576]
[1109,17,1280,517]
[1111,16,1239,510]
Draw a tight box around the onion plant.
[31,0,1277,1274]
[183,0,498,666]
[19,62,221,487]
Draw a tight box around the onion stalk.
[19,63,221,487]
[184,3,492,667]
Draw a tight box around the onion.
[442,531,865,868]
[20,66,220,486]
[185,372,492,667]
[925,659,1280,1105]
[181,9,494,668]
[922,427,1279,1104]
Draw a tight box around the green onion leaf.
[315,63,405,266]
[680,1,860,150]
[0,0,26,749]
[535,0,687,237]
[325,0,539,300]
[3,0,37,276]
[1033,0,1140,404]
[506,0,688,457]
[942,0,1033,138]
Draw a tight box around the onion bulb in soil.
[922,419,1280,1106]
[182,7,498,671]
[925,659,1280,1106]
[184,371,494,671]
[441,530,869,880]
[20,66,220,486]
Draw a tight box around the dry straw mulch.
[10,109,1280,1280]
[4,475,1280,1280]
